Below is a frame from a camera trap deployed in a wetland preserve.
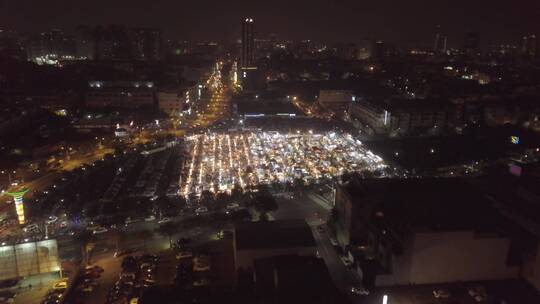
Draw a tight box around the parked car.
[468,287,487,302]
[350,287,370,296]
[176,250,193,260]
[433,289,451,299]
[195,206,208,214]
[157,217,171,224]
[52,279,68,290]
[92,227,108,235]
[340,256,353,267]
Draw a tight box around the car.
[468,287,487,302]
[195,206,208,214]
[52,279,68,289]
[176,250,193,260]
[125,217,141,226]
[226,202,240,210]
[82,278,99,287]
[86,222,100,231]
[114,249,135,258]
[92,227,108,234]
[340,256,353,267]
[46,216,58,225]
[139,254,159,263]
[144,215,156,222]
[23,223,40,232]
[193,279,210,286]
[140,263,156,272]
[433,289,451,299]
[193,255,210,272]
[216,230,233,240]
[85,265,104,273]
[76,284,94,293]
[120,272,136,281]
[350,287,370,295]
[157,217,171,224]
[0,291,16,303]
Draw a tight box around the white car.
[46,216,58,225]
[144,215,156,222]
[176,250,193,260]
[350,287,369,296]
[468,287,487,302]
[23,224,40,232]
[195,207,208,214]
[92,227,108,234]
[433,289,451,299]
[158,217,171,224]
[340,256,353,267]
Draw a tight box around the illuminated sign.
[6,188,29,225]
[510,136,520,144]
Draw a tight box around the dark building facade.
[130,28,161,61]
[241,18,255,68]
[26,30,75,63]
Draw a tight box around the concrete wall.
[376,231,519,286]
[524,243,540,291]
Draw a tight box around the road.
[273,194,364,303]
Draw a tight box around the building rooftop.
[253,255,342,304]
[236,101,304,117]
[235,219,315,250]
[342,178,513,234]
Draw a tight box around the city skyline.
[1,0,538,46]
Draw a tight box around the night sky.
[1,0,538,46]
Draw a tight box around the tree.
[155,222,180,249]
[75,231,94,265]
[231,183,243,200]
[135,230,154,252]
[293,178,306,193]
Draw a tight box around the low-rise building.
[318,90,354,112]
[233,220,316,271]
[349,98,455,136]
[253,255,343,304]
[158,89,189,117]
[85,81,156,108]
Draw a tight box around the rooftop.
[236,101,304,116]
[342,178,513,233]
[235,219,315,250]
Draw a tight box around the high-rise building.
[464,32,480,55]
[433,26,447,54]
[241,18,255,68]
[522,34,537,60]
[26,29,75,63]
[130,28,161,61]
[94,25,132,61]
[75,26,96,60]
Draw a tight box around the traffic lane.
[313,228,363,303]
